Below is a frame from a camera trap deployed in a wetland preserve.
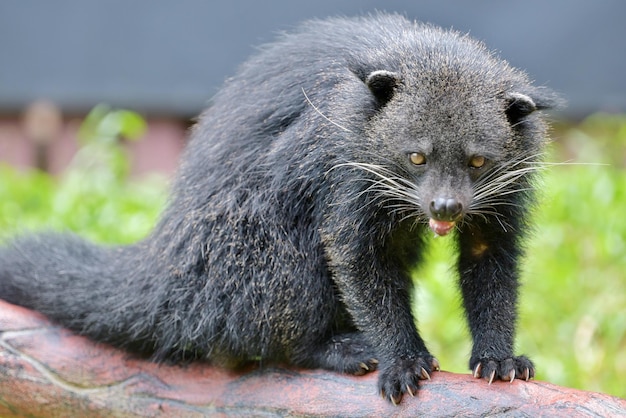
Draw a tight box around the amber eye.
[409,152,426,166]
[469,155,486,169]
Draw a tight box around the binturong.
[0,14,560,404]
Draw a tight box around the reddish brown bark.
[0,300,624,417]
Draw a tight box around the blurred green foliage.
[0,110,624,398]
[0,106,165,244]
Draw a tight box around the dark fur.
[0,14,558,403]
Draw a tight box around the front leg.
[457,220,534,384]
[322,215,438,404]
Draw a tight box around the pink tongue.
[429,219,456,236]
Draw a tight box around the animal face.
[353,69,546,235]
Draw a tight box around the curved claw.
[473,363,482,379]
[508,369,516,383]
[488,370,496,385]
[431,357,441,371]
[420,367,431,380]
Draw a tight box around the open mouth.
[428,219,456,236]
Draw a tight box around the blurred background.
[2,0,626,175]
[0,0,624,399]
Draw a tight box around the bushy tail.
[0,232,155,352]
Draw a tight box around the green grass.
[0,113,624,399]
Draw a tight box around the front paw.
[470,355,534,384]
[378,354,440,405]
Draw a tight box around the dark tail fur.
[0,233,158,354]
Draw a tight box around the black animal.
[0,14,558,404]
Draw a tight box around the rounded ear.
[365,70,400,106]
[505,88,563,125]
[505,92,537,124]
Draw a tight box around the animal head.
[341,34,559,235]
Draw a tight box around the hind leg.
[292,331,379,375]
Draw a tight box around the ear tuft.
[365,70,400,105]
[505,92,537,125]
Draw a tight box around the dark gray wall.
[1,0,624,117]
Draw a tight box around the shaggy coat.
[0,14,558,404]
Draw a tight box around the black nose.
[429,197,463,221]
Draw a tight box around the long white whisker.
[473,172,535,201]
[467,153,550,229]
[302,88,352,133]
[329,161,424,221]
